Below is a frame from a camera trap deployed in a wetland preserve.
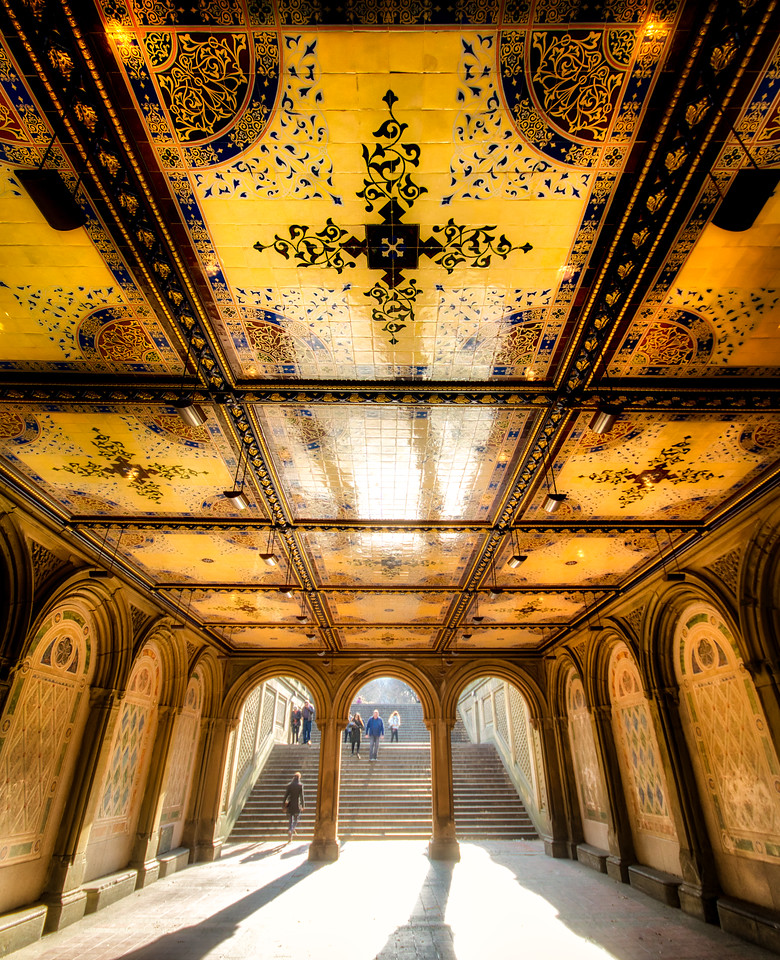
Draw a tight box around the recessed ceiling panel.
[474,591,593,625]
[495,530,666,587]
[304,529,481,586]
[329,590,453,625]
[255,403,534,521]
[222,627,321,649]
[339,627,434,649]
[0,404,262,518]
[98,10,678,381]
[522,412,780,523]
[458,627,544,648]
[109,529,286,585]
[189,589,304,624]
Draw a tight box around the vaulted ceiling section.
[0,0,779,655]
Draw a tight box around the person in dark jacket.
[290,705,301,744]
[350,711,364,758]
[283,771,304,840]
[364,709,384,761]
[301,700,315,745]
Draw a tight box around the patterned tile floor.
[12,841,775,960]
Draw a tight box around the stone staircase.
[228,702,536,842]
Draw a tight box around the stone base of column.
[606,855,631,883]
[133,858,161,889]
[428,838,460,861]
[543,838,569,858]
[192,839,223,863]
[42,889,87,934]
[679,882,720,924]
[308,839,340,862]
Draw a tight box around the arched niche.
[0,509,33,674]
[565,669,610,850]
[83,642,162,882]
[0,601,95,913]
[223,659,330,724]
[607,641,681,876]
[440,658,547,726]
[158,669,204,854]
[673,601,780,908]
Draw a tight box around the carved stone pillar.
[43,687,122,932]
[182,716,237,862]
[309,715,340,861]
[130,703,182,887]
[651,685,720,922]
[532,715,569,858]
[551,713,583,859]
[428,717,460,861]
[591,703,635,882]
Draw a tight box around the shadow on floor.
[111,857,323,960]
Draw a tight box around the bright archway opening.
[453,676,545,840]
[339,676,431,839]
[222,676,319,844]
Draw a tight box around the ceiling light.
[223,489,249,510]
[174,399,207,428]
[295,614,308,623]
[15,167,86,231]
[260,552,278,567]
[664,572,686,582]
[507,554,527,569]
[489,588,503,600]
[305,633,317,641]
[472,615,484,624]
[279,587,294,598]
[170,623,186,631]
[543,493,566,513]
[461,633,473,640]
[88,569,111,579]
[589,404,620,434]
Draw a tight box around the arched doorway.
[453,676,545,840]
[222,676,319,843]
[338,677,431,839]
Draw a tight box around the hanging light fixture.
[173,327,208,429]
[279,586,294,599]
[223,435,250,511]
[506,528,527,569]
[88,524,113,579]
[295,592,308,623]
[653,530,685,582]
[15,126,87,231]
[589,403,621,435]
[488,554,503,599]
[541,455,566,514]
[471,592,483,624]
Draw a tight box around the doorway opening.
[224,676,319,842]
[453,677,543,840]
[339,677,430,839]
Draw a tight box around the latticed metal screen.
[236,686,261,780]
[220,730,236,813]
[482,695,493,724]
[508,685,533,785]
[494,688,508,743]
[275,693,288,729]
[261,686,275,737]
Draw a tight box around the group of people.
[343,708,401,760]
[282,706,402,839]
[289,700,315,745]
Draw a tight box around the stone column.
[129,704,181,887]
[650,685,720,922]
[590,703,635,882]
[43,687,122,931]
[309,714,340,861]
[533,715,570,858]
[745,657,780,754]
[428,717,460,861]
[182,716,237,862]
[551,713,584,859]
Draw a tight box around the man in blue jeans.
[365,709,384,761]
[301,700,315,745]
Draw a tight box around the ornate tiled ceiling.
[0,0,780,655]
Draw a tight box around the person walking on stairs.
[389,710,400,743]
[365,709,384,761]
[350,711,364,758]
[302,700,315,745]
[282,771,304,841]
[290,704,301,744]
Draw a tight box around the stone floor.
[11,841,776,960]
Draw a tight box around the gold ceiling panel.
[473,591,593,625]
[224,627,321,649]
[521,412,780,523]
[328,590,454,625]
[304,529,482,587]
[254,403,535,521]
[338,627,435,649]
[189,589,305,625]
[0,404,262,519]
[108,529,286,586]
[458,627,545,648]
